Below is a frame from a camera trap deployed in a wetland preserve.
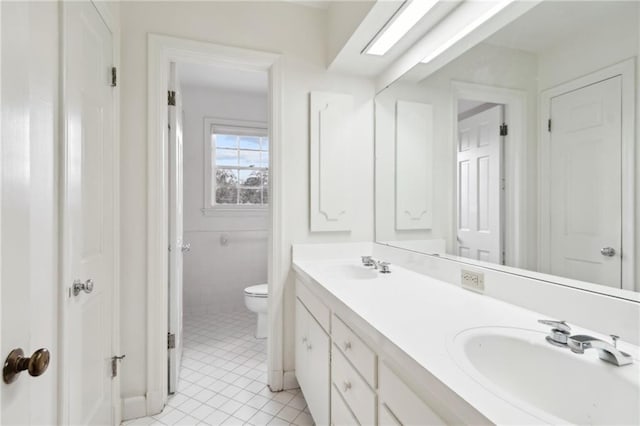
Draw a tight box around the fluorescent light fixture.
[420,0,515,64]
[366,0,440,56]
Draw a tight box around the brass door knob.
[3,348,50,384]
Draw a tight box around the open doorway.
[155,59,311,424]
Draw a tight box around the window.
[208,121,269,209]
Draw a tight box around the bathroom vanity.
[292,244,640,425]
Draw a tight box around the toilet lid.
[244,284,268,297]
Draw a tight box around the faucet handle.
[377,261,391,273]
[610,334,620,348]
[361,256,374,266]
[538,319,571,333]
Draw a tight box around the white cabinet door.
[63,2,116,424]
[295,298,309,391]
[296,298,330,426]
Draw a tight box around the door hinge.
[499,123,508,136]
[111,67,117,87]
[111,354,125,378]
[168,333,176,349]
[501,177,506,191]
[548,118,552,132]
[502,251,506,265]
[168,90,176,106]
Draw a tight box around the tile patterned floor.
[123,310,313,426]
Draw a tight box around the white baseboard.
[283,370,299,390]
[122,396,147,421]
[146,390,165,416]
[268,369,284,392]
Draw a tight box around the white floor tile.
[121,311,308,426]
[202,409,231,425]
[275,405,300,423]
[247,410,274,426]
[233,404,258,422]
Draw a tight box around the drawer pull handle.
[306,343,312,351]
[343,341,352,351]
[343,381,352,392]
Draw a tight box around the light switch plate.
[461,269,484,293]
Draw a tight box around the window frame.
[202,117,269,215]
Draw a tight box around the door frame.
[538,59,635,291]
[451,82,528,268]
[59,1,121,424]
[146,34,283,415]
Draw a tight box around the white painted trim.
[122,396,147,421]
[538,58,636,291]
[202,117,268,212]
[147,34,284,416]
[267,57,285,392]
[451,82,528,268]
[0,2,3,422]
[283,370,299,390]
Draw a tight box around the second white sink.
[450,326,640,425]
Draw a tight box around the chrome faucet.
[538,319,571,347]
[361,256,391,273]
[377,261,391,274]
[361,256,376,267]
[568,334,633,367]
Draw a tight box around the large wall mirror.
[374,0,639,295]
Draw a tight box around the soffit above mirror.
[327,0,462,77]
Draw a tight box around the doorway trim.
[451,82,528,268]
[538,58,635,291]
[146,34,283,415]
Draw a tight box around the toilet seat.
[244,284,268,298]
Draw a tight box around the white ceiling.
[281,0,330,9]
[485,1,635,54]
[177,62,268,94]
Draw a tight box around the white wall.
[119,0,374,406]
[181,85,269,314]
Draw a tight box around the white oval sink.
[450,327,640,424]
[326,264,378,280]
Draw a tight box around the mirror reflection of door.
[546,77,622,288]
[456,102,505,264]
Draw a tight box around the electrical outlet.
[461,269,484,292]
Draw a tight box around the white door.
[1,1,59,424]
[548,76,622,287]
[456,105,504,264]
[168,63,185,394]
[63,2,116,424]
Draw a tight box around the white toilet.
[244,284,268,339]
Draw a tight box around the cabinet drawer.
[379,403,401,426]
[379,362,446,425]
[332,348,376,425]
[331,384,359,426]
[296,278,330,333]
[332,314,376,387]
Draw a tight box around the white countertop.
[292,257,640,425]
